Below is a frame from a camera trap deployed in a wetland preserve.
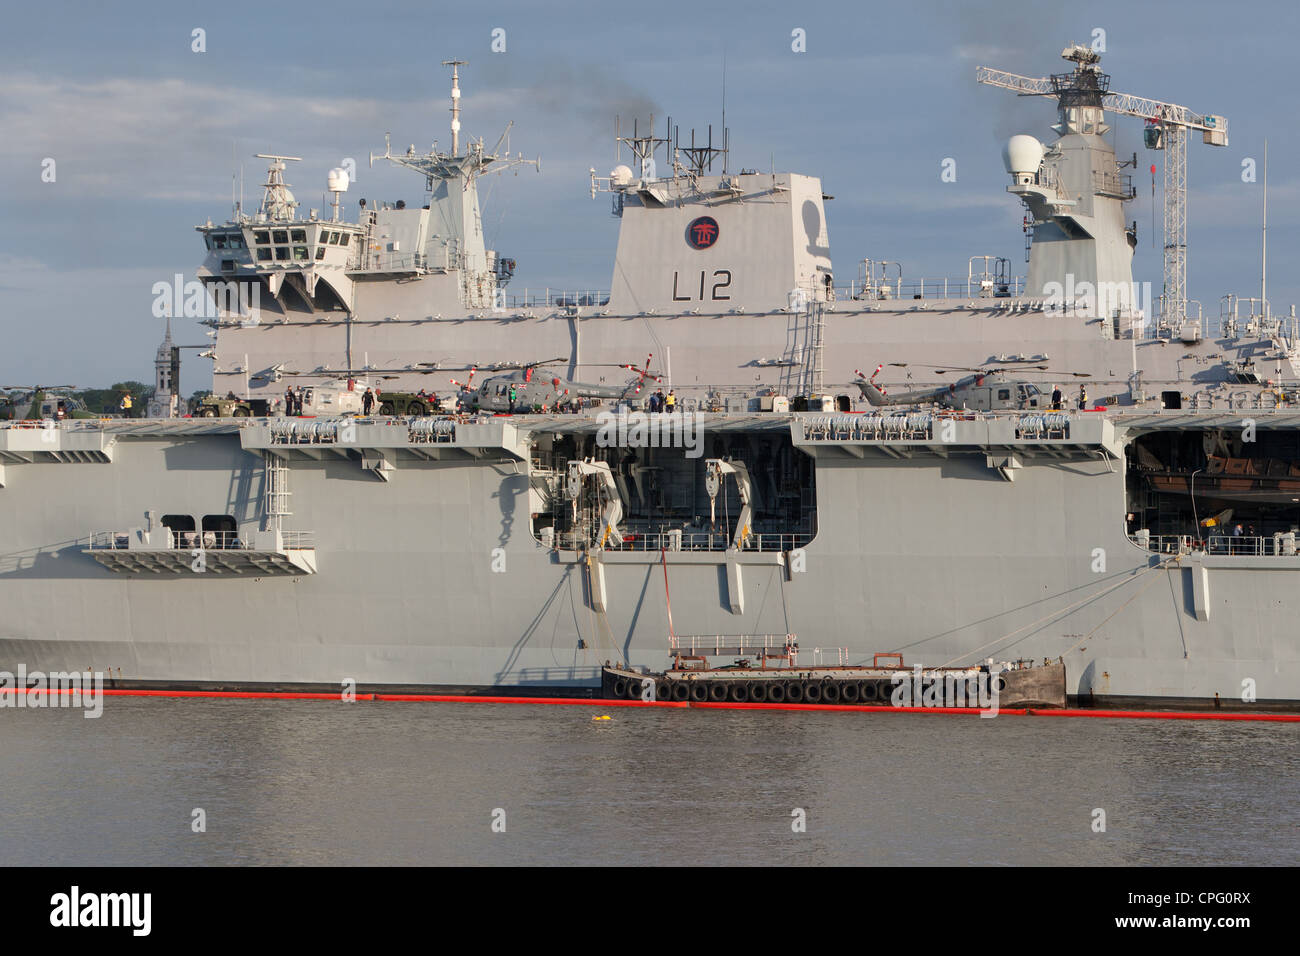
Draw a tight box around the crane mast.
[978,45,1227,334]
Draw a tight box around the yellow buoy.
[591,715,612,721]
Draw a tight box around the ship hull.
[1,415,1296,708]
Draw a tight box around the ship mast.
[443,58,465,157]
[369,60,538,190]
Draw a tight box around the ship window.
[329,232,341,245]
[257,248,272,261]
[275,247,290,261]
[254,231,270,244]
[203,236,213,250]
[272,230,288,244]
[315,246,326,260]
[221,259,236,273]
[201,515,238,549]
[161,514,197,549]
[293,246,309,261]
[213,235,227,249]
[291,229,307,242]
[229,235,244,248]
[997,388,1011,401]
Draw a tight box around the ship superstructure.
[189,50,1297,415]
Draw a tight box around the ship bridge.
[198,155,365,316]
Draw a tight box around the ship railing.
[845,275,1025,302]
[612,531,810,553]
[1130,533,1194,554]
[86,530,250,550]
[1205,534,1297,557]
[498,289,611,311]
[86,530,314,551]
[87,531,136,551]
[808,646,851,667]
[1130,532,1298,557]
[279,531,315,550]
[669,634,798,656]
[352,252,428,274]
[1093,169,1135,200]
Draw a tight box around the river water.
[1,698,1296,866]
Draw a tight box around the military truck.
[373,391,444,416]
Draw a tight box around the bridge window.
[272,230,288,244]
[257,248,272,261]
[293,246,309,261]
[315,246,327,260]
[254,231,270,244]
[213,235,228,249]
[291,229,307,242]
[275,247,289,261]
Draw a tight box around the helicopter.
[452,355,663,413]
[0,385,95,421]
[852,363,1090,412]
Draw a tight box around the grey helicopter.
[451,355,663,413]
[853,363,1091,412]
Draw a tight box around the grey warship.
[2,45,1297,707]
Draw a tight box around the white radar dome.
[609,164,634,186]
[327,168,350,192]
[1003,135,1045,183]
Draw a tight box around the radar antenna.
[617,116,669,181]
[253,154,302,221]
[673,124,729,177]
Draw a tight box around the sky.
[0,0,1296,386]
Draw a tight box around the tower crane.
[978,44,1228,333]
